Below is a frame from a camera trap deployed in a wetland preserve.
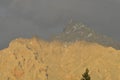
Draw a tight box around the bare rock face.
[0,38,48,80]
[0,37,120,80]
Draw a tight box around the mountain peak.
[54,22,120,50]
[63,22,95,38]
[64,23,91,33]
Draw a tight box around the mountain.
[54,22,120,50]
[0,37,120,80]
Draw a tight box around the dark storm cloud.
[0,0,120,49]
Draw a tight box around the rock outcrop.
[0,37,120,80]
[0,38,48,80]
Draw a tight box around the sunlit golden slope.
[0,37,120,80]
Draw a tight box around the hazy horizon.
[0,0,120,49]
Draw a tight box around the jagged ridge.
[54,22,120,50]
[0,38,120,80]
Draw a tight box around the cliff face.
[0,37,120,80]
[0,38,48,80]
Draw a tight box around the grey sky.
[0,0,120,49]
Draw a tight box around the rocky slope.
[0,37,120,80]
[54,22,120,50]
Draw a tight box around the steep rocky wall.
[0,38,48,80]
[0,37,120,80]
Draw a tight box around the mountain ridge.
[0,38,120,80]
[54,22,120,50]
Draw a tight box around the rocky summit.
[0,37,120,80]
[54,22,120,50]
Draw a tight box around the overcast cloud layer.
[0,0,120,49]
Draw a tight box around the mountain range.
[0,38,120,80]
[0,22,120,80]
